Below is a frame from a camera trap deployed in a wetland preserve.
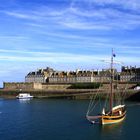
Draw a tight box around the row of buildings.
[25,66,140,84]
[120,66,140,82]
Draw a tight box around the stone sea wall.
[2,82,140,101]
[3,82,72,90]
[3,82,34,90]
[3,82,137,91]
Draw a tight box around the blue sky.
[0,0,140,87]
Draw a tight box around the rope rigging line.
[86,82,104,116]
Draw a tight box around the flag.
[113,53,116,57]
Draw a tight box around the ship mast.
[110,49,114,113]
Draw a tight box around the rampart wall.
[3,82,71,90]
[3,82,136,91]
[3,82,34,90]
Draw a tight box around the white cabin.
[16,93,33,99]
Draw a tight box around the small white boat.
[16,93,33,99]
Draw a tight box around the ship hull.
[101,109,126,125]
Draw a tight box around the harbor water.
[0,98,140,140]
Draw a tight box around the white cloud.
[0,0,139,87]
[4,11,30,19]
[59,20,110,30]
[88,0,140,11]
[0,49,138,65]
[0,35,28,40]
[2,1,140,31]
[4,10,42,20]
[0,49,105,62]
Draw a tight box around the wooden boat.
[101,105,126,125]
[86,49,126,125]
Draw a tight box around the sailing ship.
[86,50,126,125]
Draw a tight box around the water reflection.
[18,98,32,103]
[99,121,124,140]
[0,98,4,105]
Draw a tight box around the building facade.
[25,66,140,84]
[45,69,112,83]
[120,66,140,82]
[25,67,54,83]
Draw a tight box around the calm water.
[0,98,140,140]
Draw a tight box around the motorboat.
[16,93,33,99]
